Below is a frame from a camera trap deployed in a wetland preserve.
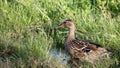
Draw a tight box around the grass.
[0,0,120,68]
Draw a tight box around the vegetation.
[0,0,120,68]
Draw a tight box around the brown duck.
[58,19,110,63]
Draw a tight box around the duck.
[58,19,111,63]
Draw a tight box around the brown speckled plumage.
[58,19,110,63]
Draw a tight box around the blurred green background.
[0,0,120,68]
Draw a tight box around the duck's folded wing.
[71,39,102,52]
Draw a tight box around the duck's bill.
[58,23,65,28]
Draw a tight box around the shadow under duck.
[58,19,111,63]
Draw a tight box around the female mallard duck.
[58,19,110,63]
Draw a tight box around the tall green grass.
[0,0,120,68]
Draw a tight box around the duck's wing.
[70,39,102,52]
[67,39,103,58]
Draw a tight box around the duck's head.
[58,19,75,29]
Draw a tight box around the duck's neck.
[67,27,75,42]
